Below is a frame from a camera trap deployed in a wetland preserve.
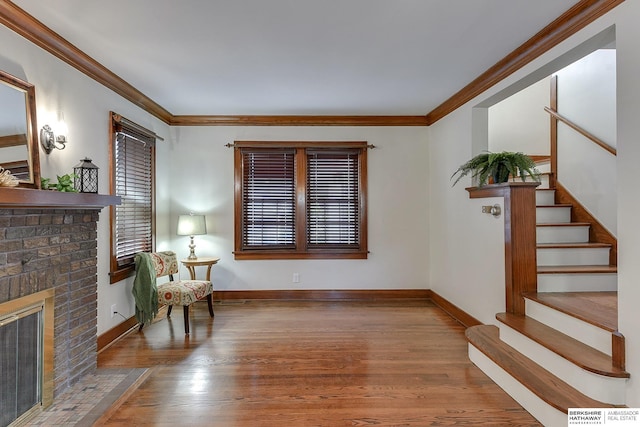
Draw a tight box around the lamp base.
[187,236,198,260]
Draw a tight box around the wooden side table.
[180,256,220,281]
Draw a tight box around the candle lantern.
[73,158,99,193]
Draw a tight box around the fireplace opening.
[0,289,54,427]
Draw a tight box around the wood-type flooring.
[97,299,541,426]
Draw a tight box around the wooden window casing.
[109,113,156,283]
[234,141,368,260]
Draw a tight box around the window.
[109,113,156,283]
[234,141,368,259]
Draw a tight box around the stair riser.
[497,324,626,404]
[537,273,617,293]
[537,247,610,266]
[537,226,589,244]
[535,163,551,174]
[536,191,555,206]
[536,207,572,224]
[468,345,566,426]
[522,174,549,189]
[525,299,611,355]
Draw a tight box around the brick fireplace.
[0,188,118,422]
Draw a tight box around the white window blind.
[241,148,296,249]
[113,128,154,268]
[307,149,360,247]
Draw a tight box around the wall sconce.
[177,213,207,260]
[40,124,67,154]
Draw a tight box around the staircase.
[466,172,628,426]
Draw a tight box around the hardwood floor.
[97,300,540,426]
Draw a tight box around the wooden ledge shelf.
[0,187,120,208]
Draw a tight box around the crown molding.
[169,115,428,126]
[425,0,624,125]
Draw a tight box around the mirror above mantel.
[0,69,40,188]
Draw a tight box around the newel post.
[466,182,539,315]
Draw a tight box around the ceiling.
[13,0,580,116]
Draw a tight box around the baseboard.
[97,316,138,353]
[428,290,483,328]
[213,289,432,301]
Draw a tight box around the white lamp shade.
[177,214,207,236]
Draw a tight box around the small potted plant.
[451,151,540,187]
[41,174,79,192]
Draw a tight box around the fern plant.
[451,151,540,187]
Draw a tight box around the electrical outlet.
[110,304,117,318]
[292,273,300,283]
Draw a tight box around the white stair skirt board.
[536,226,590,244]
[497,323,627,404]
[468,345,566,427]
[536,206,572,224]
[525,299,612,356]
[537,247,610,266]
[536,190,555,206]
[537,273,618,292]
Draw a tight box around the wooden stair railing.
[467,182,539,315]
[546,75,617,190]
[544,106,616,156]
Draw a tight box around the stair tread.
[536,222,590,227]
[466,325,618,412]
[536,188,555,191]
[536,204,572,208]
[537,242,611,248]
[496,313,629,378]
[523,291,617,331]
[537,265,617,274]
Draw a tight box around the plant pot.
[492,166,511,184]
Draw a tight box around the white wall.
[556,49,617,146]
[166,126,430,292]
[615,0,640,407]
[429,109,507,324]
[428,2,639,406]
[0,25,171,336]
[556,49,617,235]
[488,78,550,155]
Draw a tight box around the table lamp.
[177,213,207,259]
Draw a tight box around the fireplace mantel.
[0,187,120,208]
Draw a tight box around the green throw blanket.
[132,253,158,325]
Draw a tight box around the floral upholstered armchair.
[133,251,214,334]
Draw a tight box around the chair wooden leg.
[138,322,144,332]
[207,294,215,317]
[167,305,173,317]
[183,305,190,335]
